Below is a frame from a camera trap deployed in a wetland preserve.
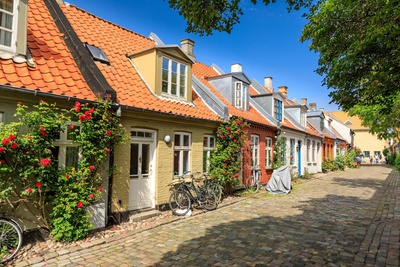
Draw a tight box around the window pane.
[183,134,190,146]
[141,144,150,175]
[203,151,208,173]
[183,151,189,173]
[66,146,79,170]
[162,81,168,93]
[174,134,180,146]
[209,137,215,148]
[130,143,138,175]
[203,136,207,147]
[162,58,169,69]
[173,151,180,175]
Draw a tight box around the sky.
[66,0,339,111]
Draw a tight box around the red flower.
[40,100,45,103]
[77,201,83,208]
[0,159,5,164]
[89,165,95,171]
[105,148,111,153]
[85,114,91,120]
[98,187,103,192]
[65,173,69,179]
[236,119,241,125]
[109,116,113,121]
[18,102,23,105]
[89,194,94,199]
[227,126,231,130]
[39,126,45,131]
[0,147,5,153]
[2,138,10,145]
[9,134,15,141]
[41,158,51,166]
[27,136,32,140]
[89,107,94,114]
[79,115,85,122]
[41,131,47,137]
[27,187,32,194]
[36,182,42,188]
[106,130,111,136]
[75,101,81,113]
[10,143,18,149]
[69,125,74,130]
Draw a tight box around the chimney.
[301,98,307,105]
[180,39,195,59]
[264,77,273,90]
[320,108,324,112]
[309,102,317,111]
[278,86,288,99]
[231,63,242,73]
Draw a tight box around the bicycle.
[245,168,261,193]
[168,171,217,216]
[203,172,223,203]
[0,215,23,264]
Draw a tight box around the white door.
[129,130,155,210]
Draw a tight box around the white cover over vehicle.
[265,165,291,194]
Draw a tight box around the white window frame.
[312,140,316,163]
[234,82,247,109]
[174,132,191,176]
[203,135,215,173]
[53,123,81,170]
[265,137,272,168]
[161,57,187,99]
[0,0,18,53]
[306,139,311,163]
[250,135,259,169]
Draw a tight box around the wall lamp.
[164,135,171,143]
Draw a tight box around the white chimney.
[231,63,242,73]
[264,77,273,90]
[180,39,195,59]
[301,98,307,105]
[310,103,317,111]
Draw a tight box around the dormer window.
[235,81,247,109]
[162,57,187,99]
[0,0,27,55]
[320,117,325,131]
[300,110,306,126]
[274,99,283,121]
[0,0,17,51]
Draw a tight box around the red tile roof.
[193,62,276,128]
[0,0,95,100]
[59,4,219,122]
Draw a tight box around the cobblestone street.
[13,165,400,266]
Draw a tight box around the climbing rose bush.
[209,116,248,194]
[0,99,125,241]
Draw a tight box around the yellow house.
[327,111,389,161]
[59,2,223,223]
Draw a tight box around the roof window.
[85,43,109,64]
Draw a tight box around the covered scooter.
[265,165,291,194]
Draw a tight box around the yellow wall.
[354,129,389,159]
[111,109,217,213]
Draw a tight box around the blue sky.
[67,0,339,111]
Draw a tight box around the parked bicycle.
[245,167,261,193]
[203,172,223,203]
[0,214,23,264]
[168,171,217,216]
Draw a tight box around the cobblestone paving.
[12,165,400,266]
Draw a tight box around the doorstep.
[129,209,162,222]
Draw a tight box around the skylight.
[85,43,109,64]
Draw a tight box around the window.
[52,124,80,170]
[0,111,3,123]
[265,138,272,168]
[0,0,16,51]
[300,111,306,126]
[320,117,325,131]
[85,43,109,64]
[203,135,215,173]
[363,151,370,158]
[312,141,316,162]
[306,140,311,163]
[162,57,187,99]
[274,99,282,121]
[174,132,191,176]
[290,139,295,165]
[234,82,247,109]
[250,135,259,168]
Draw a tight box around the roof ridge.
[65,3,153,43]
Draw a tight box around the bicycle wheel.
[210,183,223,203]
[0,218,23,264]
[246,176,259,193]
[168,189,191,216]
[200,186,217,211]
